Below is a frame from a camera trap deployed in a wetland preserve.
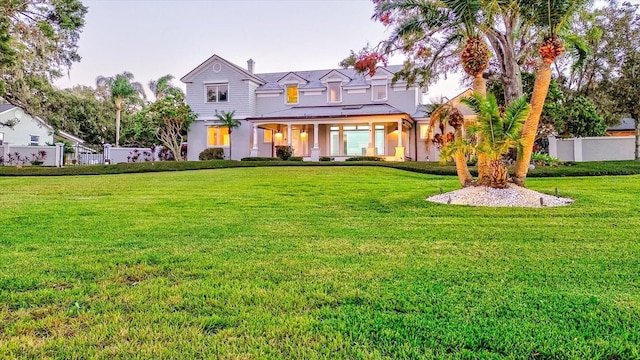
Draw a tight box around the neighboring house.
[607,118,637,137]
[0,104,53,146]
[181,54,433,161]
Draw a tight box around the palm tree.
[439,107,474,187]
[513,0,590,186]
[96,72,146,147]
[148,74,182,100]
[463,93,531,188]
[214,110,241,160]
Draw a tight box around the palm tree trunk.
[490,159,508,188]
[513,60,553,186]
[454,127,473,187]
[115,97,122,147]
[228,131,232,160]
[472,73,491,186]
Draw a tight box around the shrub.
[199,148,225,160]
[531,152,563,166]
[240,157,281,161]
[30,150,47,165]
[275,146,293,160]
[467,155,478,166]
[319,157,334,162]
[288,157,303,161]
[345,156,384,162]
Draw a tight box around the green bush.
[531,152,563,166]
[319,157,334,162]
[288,157,303,161]
[199,148,225,160]
[275,146,294,160]
[345,156,384,162]
[241,157,281,161]
[467,155,478,166]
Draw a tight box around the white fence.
[104,145,167,164]
[548,135,637,162]
[0,143,64,167]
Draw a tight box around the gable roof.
[180,54,265,84]
[0,103,17,113]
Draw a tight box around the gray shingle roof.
[608,118,636,131]
[254,65,403,92]
[0,103,16,113]
[246,103,407,120]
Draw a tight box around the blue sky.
[54,0,639,101]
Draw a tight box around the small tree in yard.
[137,92,195,160]
[608,51,640,160]
[214,110,241,160]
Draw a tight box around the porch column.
[287,124,292,147]
[366,121,376,156]
[395,120,405,161]
[311,122,320,161]
[250,123,259,157]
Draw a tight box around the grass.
[1,159,640,178]
[1,167,639,359]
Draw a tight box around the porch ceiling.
[245,103,410,122]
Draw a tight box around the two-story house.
[181,54,432,161]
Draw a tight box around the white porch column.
[395,120,405,161]
[250,123,259,157]
[311,123,320,161]
[287,124,292,147]
[366,121,376,156]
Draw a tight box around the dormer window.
[372,80,388,101]
[206,83,229,103]
[286,85,298,104]
[328,82,342,103]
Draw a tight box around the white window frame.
[285,84,299,105]
[29,134,39,146]
[0,132,3,145]
[327,82,342,103]
[371,82,388,101]
[204,83,229,103]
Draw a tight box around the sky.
[53,0,464,101]
[53,0,640,102]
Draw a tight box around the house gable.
[180,54,264,85]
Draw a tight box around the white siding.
[0,108,53,146]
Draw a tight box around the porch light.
[300,129,307,138]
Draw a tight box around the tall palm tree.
[96,72,146,147]
[463,93,531,188]
[214,110,241,160]
[513,0,590,186]
[148,74,182,100]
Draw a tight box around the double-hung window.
[29,135,39,146]
[328,82,342,103]
[372,80,388,101]
[206,83,229,103]
[286,85,298,104]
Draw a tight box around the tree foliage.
[0,0,87,115]
[132,92,196,161]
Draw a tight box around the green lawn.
[1,167,639,359]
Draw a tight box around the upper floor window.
[0,132,3,145]
[30,135,39,146]
[286,85,298,104]
[328,82,342,103]
[207,126,229,146]
[372,82,388,101]
[206,83,229,103]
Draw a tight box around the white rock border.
[426,184,574,208]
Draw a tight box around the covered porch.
[245,105,414,161]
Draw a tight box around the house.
[607,118,637,137]
[181,54,438,161]
[0,104,53,146]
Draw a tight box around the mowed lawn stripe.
[0,167,638,359]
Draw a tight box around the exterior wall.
[1,144,61,166]
[0,108,53,146]
[549,136,635,162]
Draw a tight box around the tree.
[608,51,640,160]
[561,97,606,138]
[513,0,590,186]
[0,0,86,115]
[148,74,183,100]
[135,92,196,160]
[214,110,241,160]
[96,72,147,147]
[463,93,530,188]
[438,107,474,187]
